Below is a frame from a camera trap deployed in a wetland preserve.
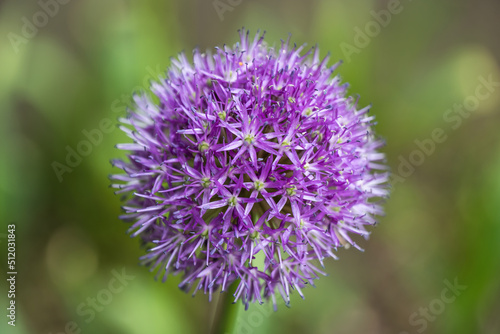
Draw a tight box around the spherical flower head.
[111,30,389,310]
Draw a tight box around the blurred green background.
[1,0,499,333]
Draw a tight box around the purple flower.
[111,30,389,310]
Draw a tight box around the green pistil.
[303,108,313,116]
[201,177,211,188]
[254,180,265,191]
[228,196,238,207]
[331,206,341,212]
[312,131,324,141]
[249,230,259,239]
[218,111,226,121]
[286,186,297,196]
[244,134,255,145]
[198,141,210,152]
[299,219,305,229]
[281,140,290,147]
[288,97,296,104]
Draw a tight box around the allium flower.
[111,30,389,310]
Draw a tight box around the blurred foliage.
[0,0,499,333]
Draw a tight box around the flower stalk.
[210,283,240,334]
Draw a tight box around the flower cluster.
[111,30,389,310]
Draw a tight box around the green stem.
[210,282,240,334]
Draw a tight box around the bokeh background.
[1,0,499,333]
